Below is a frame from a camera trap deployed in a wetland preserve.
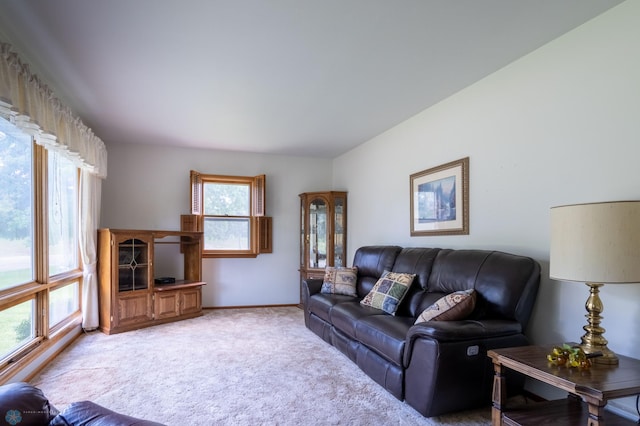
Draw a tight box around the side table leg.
[586,399,606,426]
[491,361,506,426]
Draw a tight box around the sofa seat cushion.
[355,315,414,366]
[330,301,383,340]
[308,293,355,322]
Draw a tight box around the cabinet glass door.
[118,238,149,292]
[308,198,327,268]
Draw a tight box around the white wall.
[101,143,333,307]
[100,1,640,416]
[333,0,640,417]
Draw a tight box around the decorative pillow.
[414,289,476,324]
[321,266,358,296]
[360,271,415,315]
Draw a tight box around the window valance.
[0,42,107,178]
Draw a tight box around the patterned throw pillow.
[360,271,415,315]
[321,267,358,297]
[414,289,476,324]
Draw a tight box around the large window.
[49,151,79,275]
[48,150,80,329]
[0,117,81,369]
[0,300,35,364]
[49,281,79,327]
[0,120,33,290]
[189,171,271,258]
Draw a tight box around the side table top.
[488,345,640,401]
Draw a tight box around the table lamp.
[549,201,640,365]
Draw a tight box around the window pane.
[0,117,33,290]
[49,281,79,326]
[204,218,250,250]
[203,183,249,216]
[49,151,79,275]
[0,299,35,359]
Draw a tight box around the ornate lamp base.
[578,282,618,365]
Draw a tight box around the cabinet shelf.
[502,397,635,426]
[153,280,205,291]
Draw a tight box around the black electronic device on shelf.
[154,277,176,284]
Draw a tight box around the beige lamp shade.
[550,201,640,284]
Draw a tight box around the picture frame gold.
[410,157,469,236]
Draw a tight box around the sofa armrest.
[406,319,522,343]
[403,323,529,417]
[303,278,323,297]
[49,400,165,426]
[0,382,59,425]
[301,278,323,327]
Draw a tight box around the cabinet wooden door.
[180,288,202,315]
[154,291,180,320]
[116,292,153,327]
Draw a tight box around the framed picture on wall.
[410,157,469,236]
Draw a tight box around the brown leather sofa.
[0,382,164,425]
[302,246,540,417]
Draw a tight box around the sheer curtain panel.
[79,170,101,329]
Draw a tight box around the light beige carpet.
[32,307,493,425]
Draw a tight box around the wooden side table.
[488,345,640,426]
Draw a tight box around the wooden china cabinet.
[97,229,204,334]
[299,191,347,305]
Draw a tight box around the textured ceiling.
[0,0,624,157]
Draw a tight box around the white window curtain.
[0,42,107,330]
[79,170,101,330]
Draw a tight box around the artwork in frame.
[410,157,469,236]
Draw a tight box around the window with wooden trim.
[187,171,272,258]
[0,117,81,374]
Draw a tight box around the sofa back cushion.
[391,248,440,317]
[352,246,402,297]
[427,249,540,326]
[472,250,540,325]
[350,245,540,329]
